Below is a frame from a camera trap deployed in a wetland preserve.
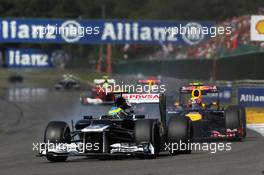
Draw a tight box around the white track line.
[247,124,264,136]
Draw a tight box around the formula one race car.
[168,83,246,141]
[8,72,23,83]
[137,76,161,86]
[80,76,115,105]
[54,74,81,90]
[38,93,193,162]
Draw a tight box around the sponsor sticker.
[122,93,160,103]
[250,15,264,41]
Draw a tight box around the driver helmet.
[189,96,202,108]
[108,106,124,116]
[114,96,131,110]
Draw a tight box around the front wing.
[37,142,155,157]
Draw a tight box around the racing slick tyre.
[159,93,166,125]
[44,121,71,162]
[225,106,243,141]
[135,119,160,158]
[239,106,247,138]
[167,116,192,155]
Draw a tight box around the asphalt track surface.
[0,86,263,175]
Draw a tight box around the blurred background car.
[8,72,23,83]
[54,74,81,90]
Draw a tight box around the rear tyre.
[44,121,71,162]
[239,106,246,138]
[167,116,192,155]
[135,120,160,158]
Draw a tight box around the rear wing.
[93,79,115,84]
[62,74,80,80]
[138,79,161,84]
[122,93,160,104]
[180,85,218,93]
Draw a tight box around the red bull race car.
[168,83,246,141]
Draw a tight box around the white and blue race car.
[38,93,193,162]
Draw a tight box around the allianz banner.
[0,18,214,45]
[6,48,52,68]
[238,88,264,107]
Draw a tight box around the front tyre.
[44,121,71,162]
[135,120,160,158]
